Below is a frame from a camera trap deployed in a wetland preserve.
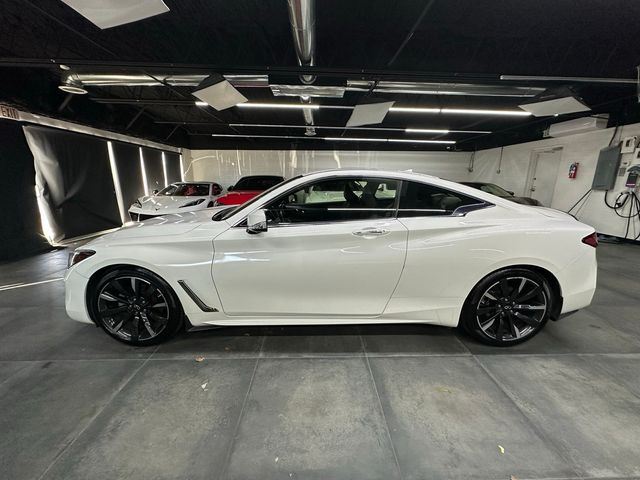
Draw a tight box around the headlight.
[68,250,95,268]
[180,198,206,208]
[132,200,142,208]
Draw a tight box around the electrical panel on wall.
[620,136,638,154]
[592,144,622,190]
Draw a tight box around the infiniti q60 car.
[66,169,597,347]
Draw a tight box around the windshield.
[158,183,210,196]
[233,176,284,191]
[213,175,300,221]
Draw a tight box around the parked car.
[128,181,223,221]
[460,182,542,206]
[66,169,597,347]
[213,175,285,206]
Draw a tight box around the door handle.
[353,227,390,236]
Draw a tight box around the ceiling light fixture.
[405,128,450,134]
[236,103,530,116]
[194,101,208,106]
[325,137,455,144]
[226,123,491,134]
[209,133,455,144]
[237,102,321,110]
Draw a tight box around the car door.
[212,176,408,317]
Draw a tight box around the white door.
[526,147,563,206]
[212,176,408,316]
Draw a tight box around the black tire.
[88,267,183,346]
[460,268,553,346]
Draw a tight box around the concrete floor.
[1,243,639,480]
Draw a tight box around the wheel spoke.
[131,317,140,341]
[99,306,129,318]
[506,313,518,338]
[517,284,542,303]
[147,310,168,325]
[99,292,123,303]
[140,314,156,337]
[499,278,510,298]
[131,277,139,296]
[510,278,527,301]
[513,304,546,311]
[477,305,499,315]
[109,278,130,297]
[513,311,540,327]
[494,316,505,340]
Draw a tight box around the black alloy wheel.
[461,269,552,346]
[90,268,182,345]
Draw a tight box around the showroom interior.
[1,0,640,479]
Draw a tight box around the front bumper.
[64,267,93,324]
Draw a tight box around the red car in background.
[214,175,285,206]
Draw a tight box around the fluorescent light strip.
[194,101,208,106]
[324,137,387,142]
[211,134,454,144]
[237,103,320,110]
[107,141,127,224]
[236,103,529,116]
[179,154,185,182]
[326,137,455,145]
[161,152,168,187]
[228,123,490,134]
[139,147,149,196]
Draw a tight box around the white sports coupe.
[66,169,597,347]
[128,181,223,221]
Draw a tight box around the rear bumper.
[557,249,597,315]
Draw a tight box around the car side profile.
[128,181,223,221]
[66,169,597,347]
[213,175,285,206]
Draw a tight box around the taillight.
[581,232,598,248]
[68,250,96,268]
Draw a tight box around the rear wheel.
[89,268,183,346]
[460,268,553,346]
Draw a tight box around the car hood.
[89,208,228,245]
[137,195,209,212]
[534,206,577,221]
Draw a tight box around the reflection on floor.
[1,243,640,479]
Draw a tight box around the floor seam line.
[34,348,159,480]
[471,355,585,479]
[217,336,264,480]
[360,334,405,480]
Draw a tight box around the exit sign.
[0,105,19,120]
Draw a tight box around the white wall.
[184,122,640,239]
[182,149,473,188]
[471,123,640,239]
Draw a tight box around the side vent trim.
[178,280,219,312]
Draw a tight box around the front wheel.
[460,268,553,346]
[88,268,183,346]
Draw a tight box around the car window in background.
[479,183,511,197]
[399,181,481,217]
[234,176,284,190]
[266,177,398,224]
[158,183,211,196]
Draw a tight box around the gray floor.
[1,243,640,480]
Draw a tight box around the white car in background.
[67,169,597,347]
[128,181,223,221]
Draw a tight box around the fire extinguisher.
[569,162,579,179]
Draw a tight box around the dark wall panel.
[165,152,182,184]
[24,125,121,242]
[0,121,49,260]
[112,141,144,210]
[142,147,165,193]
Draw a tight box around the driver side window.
[265,177,398,224]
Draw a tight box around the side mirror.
[227,185,234,191]
[152,189,159,195]
[246,209,267,234]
